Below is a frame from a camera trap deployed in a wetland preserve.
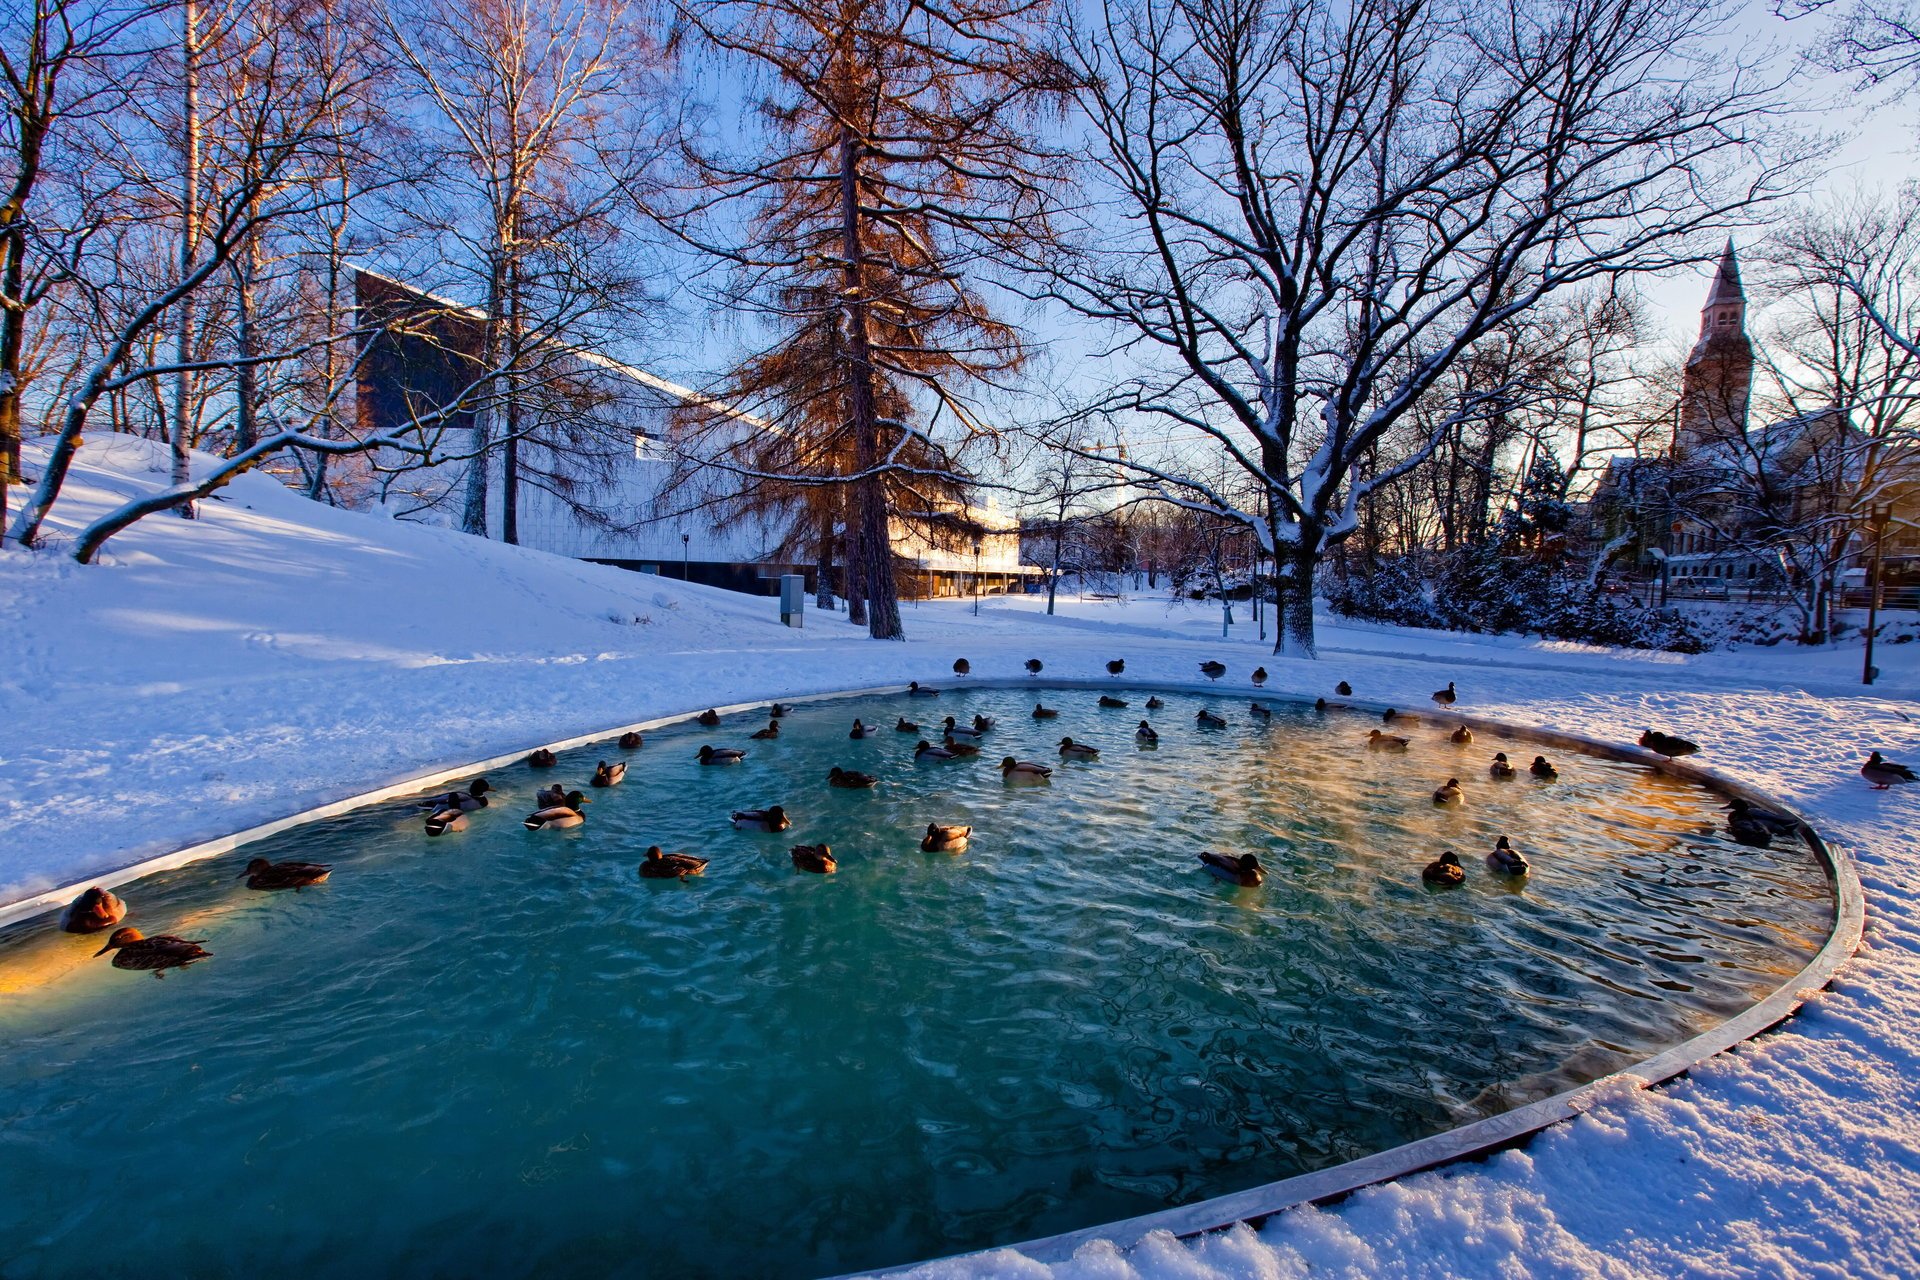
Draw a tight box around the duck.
[828,766,878,789]
[1433,681,1458,707]
[1145,696,1165,709]
[1639,729,1700,760]
[1199,660,1227,681]
[1727,811,1775,848]
[1032,703,1060,720]
[1336,681,1353,697]
[697,745,746,766]
[525,791,590,830]
[1724,797,1800,837]
[1450,725,1473,745]
[1432,778,1465,807]
[1529,756,1559,781]
[1250,702,1272,720]
[1026,658,1044,676]
[850,718,881,739]
[915,740,959,762]
[789,843,837,874]
[1383,708,1421,726]
[895,716,920,733]
[1489,752,1516,779]
[942,736,983,757]
[768,703,794,718]
[696,709,722,727]
[1135,720,1160,743]
[1314,697,1328,712]
[61,887,128,934]
[1000,756,1053,783]
[1422,851,1465,886]
[953,658,971,677]
[1098,694,1129,709]
[907,681,940,698]
[241,857,333,890]
[1196,708,1228,728]
[732,805,792,832]
[528,748,557,768]
[639,846,707,879]
[1058,736,1100,759]
[942,715,984,739]
[535,783,567,808]
[424,798,471,837]
[1198,851,1264,887]
[921,823,972,853]
[619,731,644,750]
[1367,729,1410,752]
[93,928,210,978]
[1486,837,1529,875]
[750,720,781,740]
[441,779,491,810]
[1107,659,1125,677]
[1252,667,1268,687]
[970,714,995,734]
[1863,751,1919,789]
[591,760,626,788]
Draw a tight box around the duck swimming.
[424,798,471,837]
[915,740,959,762]
[1450,725,1473,745]
[1198,851,1264,887]
[696,709,722,727]
[1432,778,1464,806]
[768,703,794,718]
[941,736,983,757]
[750,720,781,740]
[1727,810,1774,847]
[942,716,983,739]
[1196,708,1228,728]
[1367,729,1410,752]
[241,858,332,890]
[895,716,921,733]
[61,887,127,934]
[850,718,881,739]
[1032,703,1060,719]
[527,748,557,768]
[94,928,210,978]
[1058,737,1100,759]
[697,745,746,765]
[828,766,878,789]
[639,846,708,879]
[1486,837,1529,875]
[1489,752,1516,779]
[971,714,995,733]
[525,791,590,830]
[535,783,567,809]
[1135,720,1159,743]
[1098,694,1129,709]
[1001,756,1053,783]
[1145,696,1165,709]
[1862,751,1918,789]
[1422,851,1465,886]
[1530,756,1559,781]
[1250,702,1272,720]
[591,760,626,788]
[445,779,491,810]
[1724,797,1799,837]
[921,823,972,853]
[789,844,836,874]
[732,806,792,832]
[907,681,940,698]
[1199,660,1227,681]
[619,731,644,750]
[1383,708,1421,726]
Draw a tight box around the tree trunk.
[170,0,202,518]
[501,254,521,544]
[0,75,46,532]
[1273,534,1318,657]
[462,249,508,536]
[814,505,835,609]
[232,198,260,455]
[838,130,902,640]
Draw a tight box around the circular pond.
[0,686,1829,1278]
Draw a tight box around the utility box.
[780,574,806,628]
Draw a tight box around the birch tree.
[1041,0,1805,656]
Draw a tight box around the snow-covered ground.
[7,436,1920,1277]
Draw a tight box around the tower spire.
[1704,239,1742,307]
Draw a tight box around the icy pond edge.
[0,679,1866,1279]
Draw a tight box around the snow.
[8,435,1920,1277]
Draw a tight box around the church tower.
[1675,240,1753,454]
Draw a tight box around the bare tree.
[1038,0,1806,656]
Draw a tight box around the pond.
[0,686,1831,1278]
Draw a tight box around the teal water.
[0,688,1828,1279]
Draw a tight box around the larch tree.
[1039,0,1808,656]
[670,0,1066,639]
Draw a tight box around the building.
[355,269,1037,598]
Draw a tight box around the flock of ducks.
[48,653,1909,978]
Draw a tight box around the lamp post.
[681,532,690,582]
[972,537,983,616]
[1864,504,1893,685]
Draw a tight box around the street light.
[1864,504,1893,686]
[972,536,983,616]
[681,532,690,582]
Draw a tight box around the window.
[1717,310,1736,327]
[633,429,668,462]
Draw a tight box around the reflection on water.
[0,689,1829,1279]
